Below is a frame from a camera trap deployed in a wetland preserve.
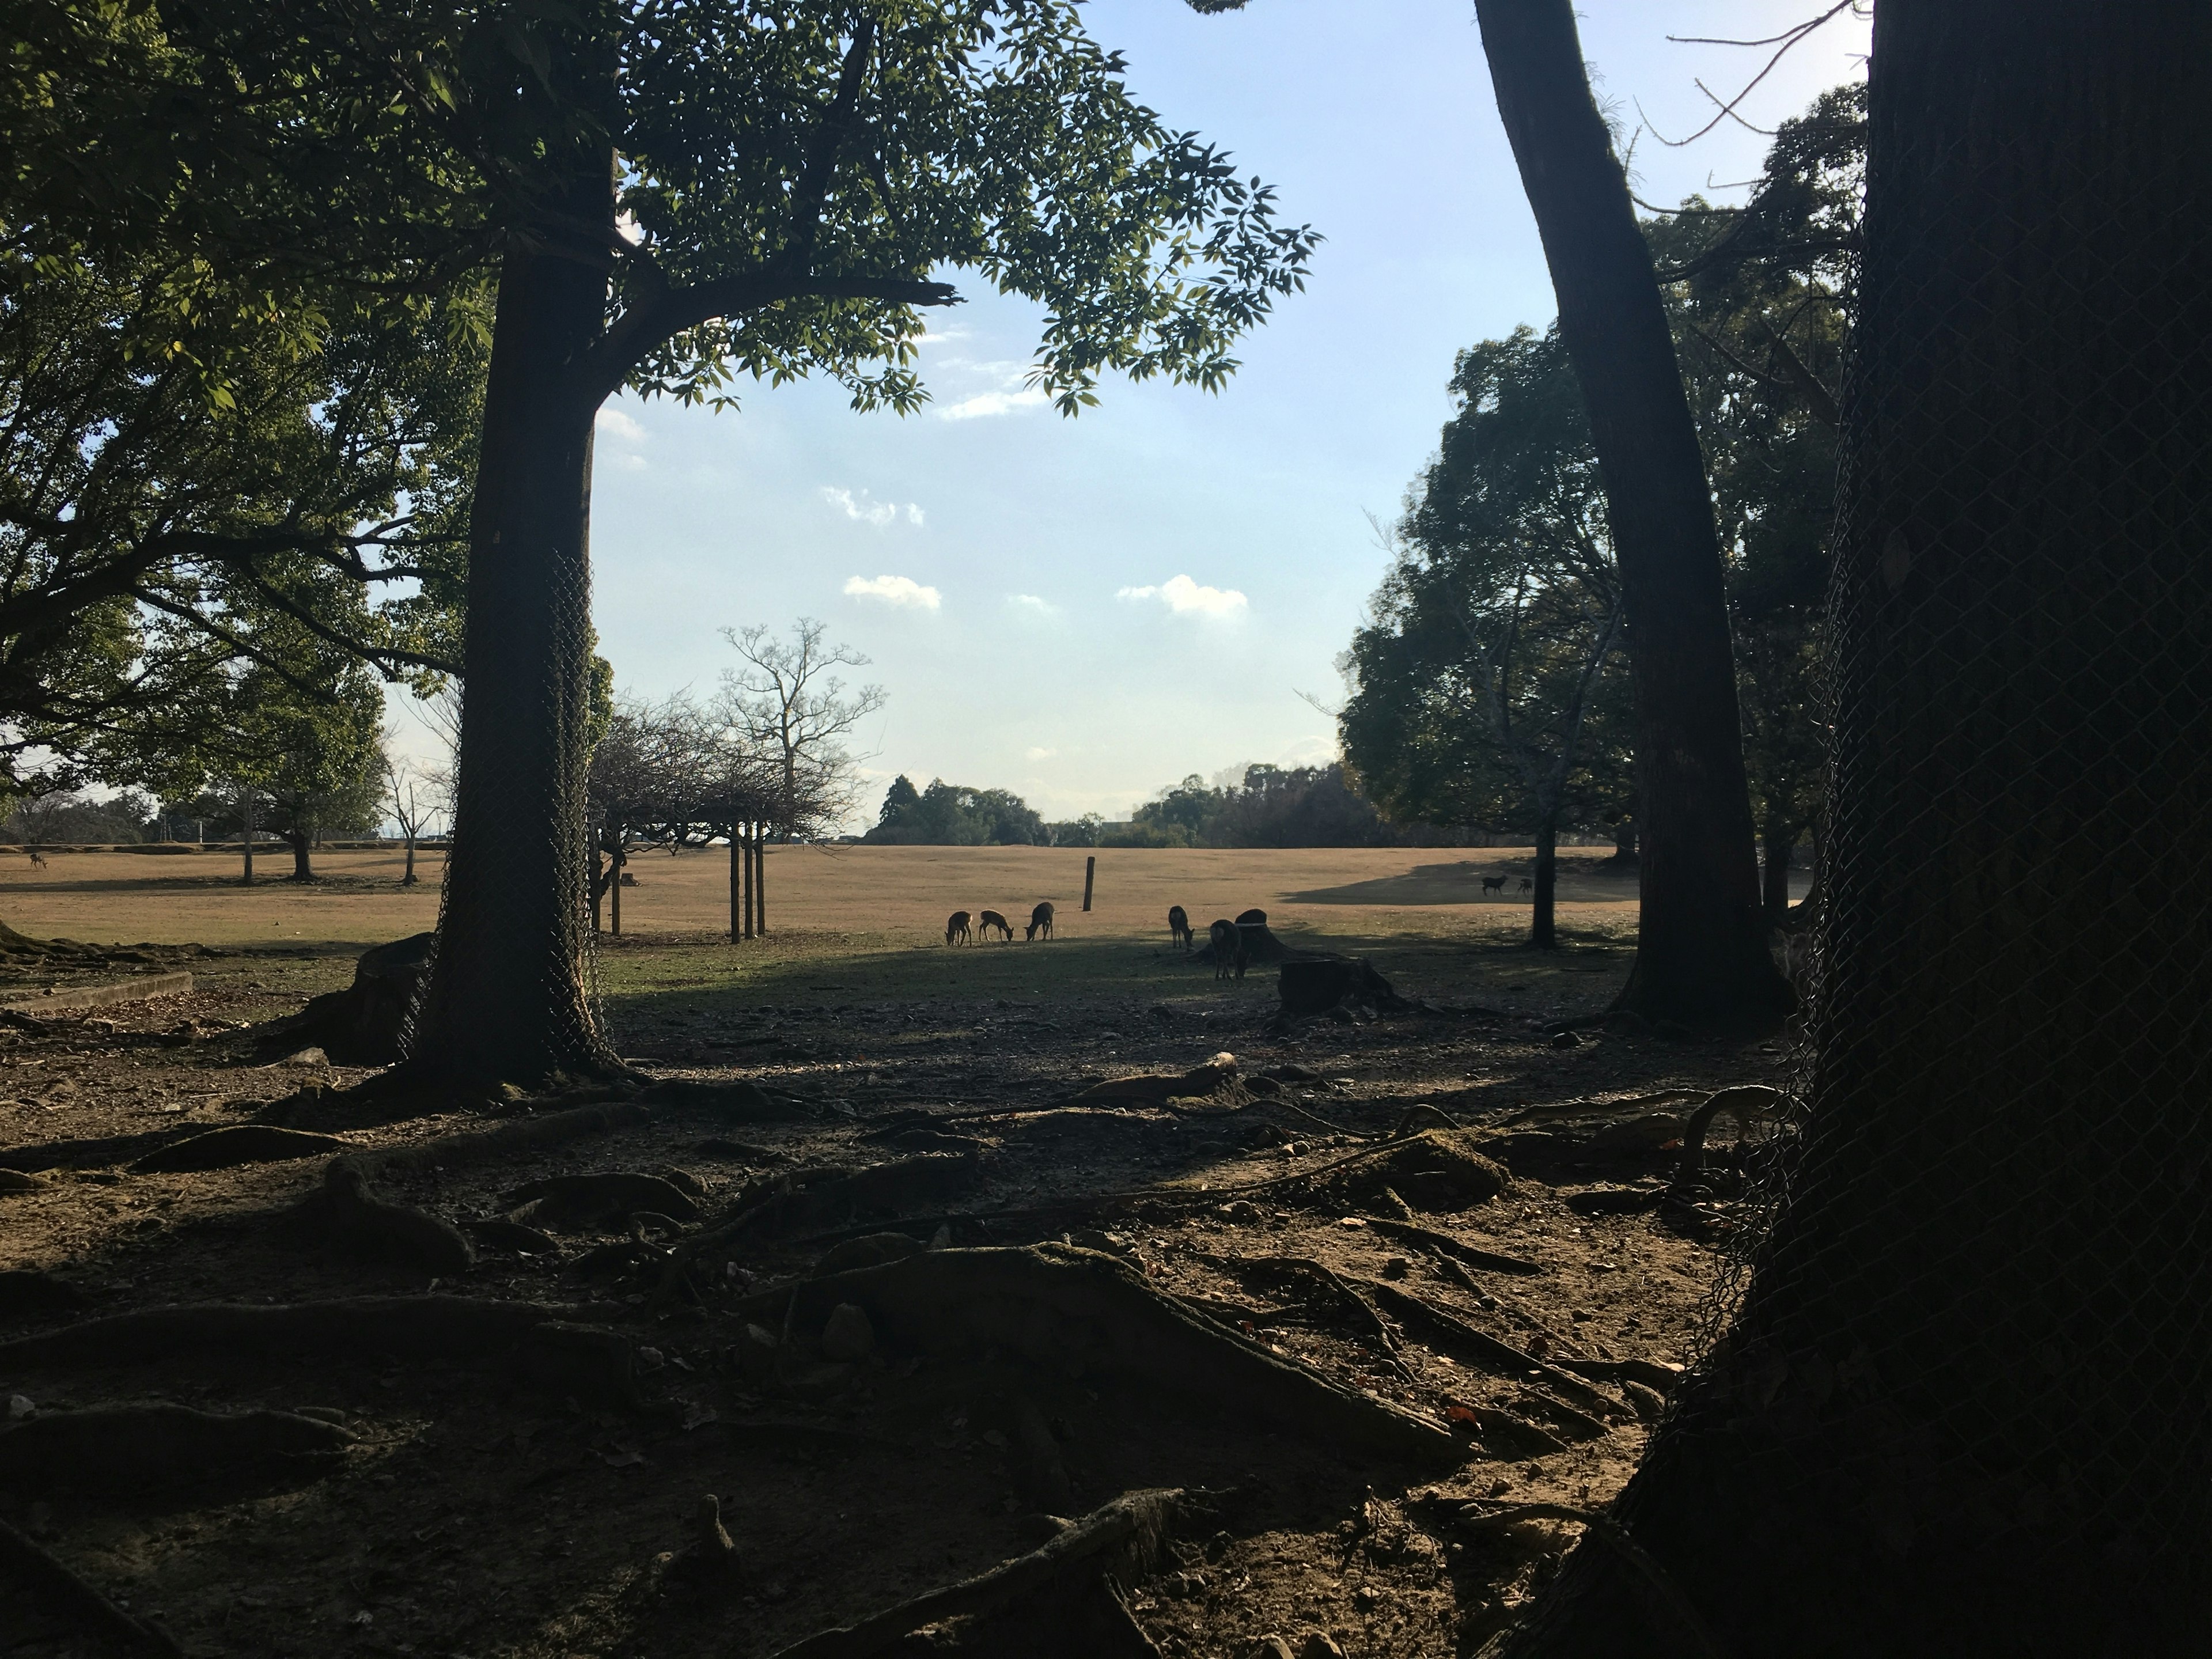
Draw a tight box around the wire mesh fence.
[1509,15,2212,1655]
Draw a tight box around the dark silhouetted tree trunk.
[1473,0,1787,1031]
[407,166,622,1085]
[1530,815,1558,948]
[1504,5,2212,1653]
[283,827,312,882]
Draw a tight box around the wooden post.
[754,829,767,934]
[609,840,622,937]
[241,791,255,886]
[1082,854,1096,912]
[738,823,756,942]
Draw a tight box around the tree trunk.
[752,829,766,935]
[1504,7,2212,1653]
[1761,820,1794,926]
[240,796,255,886]
[401,832,417,886]
[1530,813,1558,949]
[729,825,741,942]
[1607,813,1638,869]
[406,166,622,1086]
[1472,0,1787,1032]
[283,828,312,882]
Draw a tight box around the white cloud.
[1115,574,1249,618]
[1024,745,1058,761]
[938,387,1050,421]
[843,574,942,611]
[1008,593,1059,617]
[596,407,647,442]
[822,486,925,528]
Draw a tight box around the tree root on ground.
[733,1246,1463,1464]
[0,1514,182,1656]
[128,1125,357,1173]
[362,1099,657,1178]
[310,1160,476,1274]
[460,1218,563,1256]
[0,1296,638,1404]
[1357,1215,1543,1276]
[1303,1131,1509,1213]
[1060,1052,1241,1107]
[0,1269,89,1319]
[0,1403,352,1492]
[769,1487,1188,1659]
[1225,1256,1415,1381]
[1359,1279,1625,1430]
[498,1172,700,1232]
[636,1077,814,1122]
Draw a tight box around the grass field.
[0,842,1688,1017]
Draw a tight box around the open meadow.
[0,845,1800,1658]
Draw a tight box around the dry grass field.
[0,844,1801,1658]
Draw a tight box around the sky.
[470,2,1872,828]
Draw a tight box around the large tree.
[1503,5,2212,1652]
[10,2,1315,1085]
[1468,0,1787,1028]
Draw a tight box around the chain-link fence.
[1509,13,2212,1656]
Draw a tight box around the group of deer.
[945,902,1054,946]
[1167,903,1254,982]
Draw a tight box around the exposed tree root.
[1672,1084,1785,1191]
[1229,1256,1414,1380]
[0,1126,200,1174]
[0,1169,48,1194]
[129,1125,356,1173]
[736,1246,1462,1464]
[0,1269,89,1319]
[1359,1279,1628,1429]
[1357,1216,1543,1277]
[1304,1131,1510,1213]
[0,1514,182,1656]
[769,1487,1188,1659]
[1061,1052,1241,1107]
[499,1172,700,1232]
[363,1099,657,1177]
[460,1218,563,1256]
[316,1160,476,1274]
[637,1077,814,1122]
[0,1403,353,1492]
[0,1296,638,1404]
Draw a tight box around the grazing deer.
[24,847,46,870]
[1025,902,1055,941]
[945,910,972,947]
[1209,918,1246,981]
[1518,878,1532,896]
[977,909,1014,942]
[1480,874,1506,897]
[1167,905,1192,950]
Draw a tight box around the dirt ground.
[0,849,1793,1658]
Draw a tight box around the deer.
[24,847,46,870]
[1209,918,1246,981]
[976,909,1014,942]
[945,910,972,947]
[1480,874,1507,897]
[1518,878,1533,896]
[1167,905,1192,950]
[1025,901,1055,941]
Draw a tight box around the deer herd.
[941,896,1253,980]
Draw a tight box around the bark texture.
[1504,5,2212,1652]
[1473,0,1787,1030]
[407,169,622,1085]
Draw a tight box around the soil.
[0,920,1787,1658]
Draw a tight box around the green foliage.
[867,775,1045,845]
[0,237,483,796]
[7,2,1319,418]
[1339,326,1631,836]
[1128,763,1409,847]
[1342,86,1863,852]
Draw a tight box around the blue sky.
[563,2,1870,827]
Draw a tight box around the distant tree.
[236,666,386,881]
[384,745,441,887]
[721,621,885,843]
[0,790,154,846]
[876,775,924,833]
[867,778,1044,846]
[1340,329,1633,942]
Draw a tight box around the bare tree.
[718,620,885,843]
[384,740,440,887]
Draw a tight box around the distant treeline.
[866,764,1474,849]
